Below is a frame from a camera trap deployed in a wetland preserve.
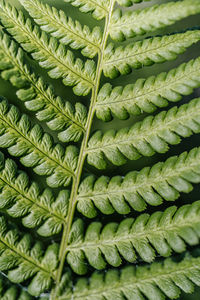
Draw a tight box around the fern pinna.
[0,0,200,299]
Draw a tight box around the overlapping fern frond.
[0,0,200,299]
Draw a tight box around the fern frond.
[58,254,200,300]
[0,0,200,298]
[0,97,78,188]
[0,31,87,142]
[0,275,32,300]
[0,152,69,237]
[78,147,200,217]
[103,30,200,78]
[0,1,96,96]
[117,0,151,6]
[110,0,200,41]
[19,0,102,58]
[0,217,58,296]
[96,57,200,121]
[87,98,200,169]
[64,0,110,20]
[67,201,200,274]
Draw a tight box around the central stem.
[52,2,116,297]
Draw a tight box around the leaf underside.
[0,0,200,299]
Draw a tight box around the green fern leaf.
[67,201,200,274]
[0,217,58,296]
[19,0,102,58]
[117,0,151,6]
[0,97,78,187]
[64,0,110,20]
[0,1,96,96]
[87,98,200,169]
[78,147,200,217]
[0,31,87,142]
[110,0,200,41]
[0,275,32,300]
[103,30,200,78]
[96,57,200,121]
[0,0,200,298]
[58,253,200,300]
[0,151,69,236]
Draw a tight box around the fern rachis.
[0,0,200,299]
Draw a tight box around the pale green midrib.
[110,2,200,29]
[52,1,116,296]
[86,105,199,152]
[104,34,200,65]
[0,6,95,87]
[67,217,199,251]
[0,41,85,132]
[0,176,65,223]
[0,113,75,178]
[77,157,199,199]
[0,237,54,279]
[27,0,101,51]
[58,261,200,299]
[95,61,200,107]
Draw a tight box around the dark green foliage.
[0,275,32,300]
[0,217,58,296]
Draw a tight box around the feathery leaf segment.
[57,253,200,300]
[78,147,200,217]
[0,30,87,142]
[0,151,69,237]
[0,217,58,296]
[0,0,200,299]
[87,98,200,169]
[0,97,78,188]
[0,0,96,96]
[67,201,200,274]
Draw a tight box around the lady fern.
[0,0,200,299]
